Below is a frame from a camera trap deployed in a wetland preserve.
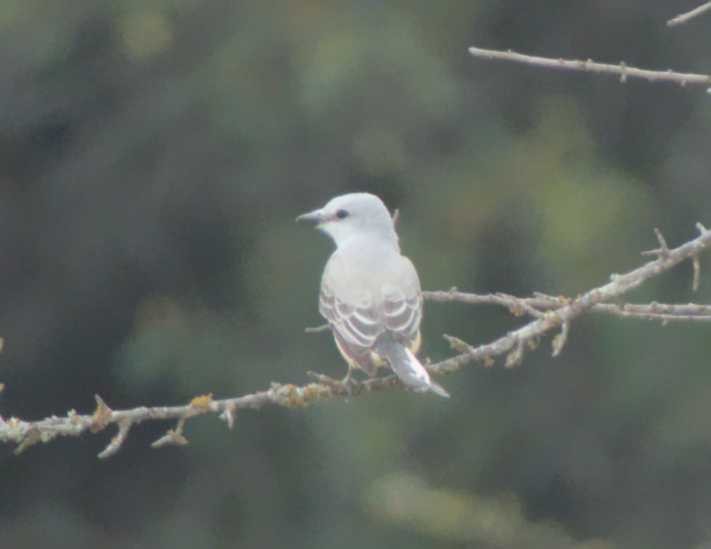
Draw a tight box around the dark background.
[1,2,711,547]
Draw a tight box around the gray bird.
[297,193,449,397]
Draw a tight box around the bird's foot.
[307,370,340,387]
[307,370,358,397]
[340,369,361,398]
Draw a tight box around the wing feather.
[320,284,381,349]
[383,290,422,341]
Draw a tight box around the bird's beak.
[295,208,324,225]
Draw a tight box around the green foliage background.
[1,2,710,548]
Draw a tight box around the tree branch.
[667,2,711,26]
[468,46,711,91]
[423,292,711,322]
[2,224,711,459]
[429,224,711,371]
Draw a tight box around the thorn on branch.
[151,417,189,449]
[692,255,701,292]
[220,403,237,430]
[551,321,570,357]
[98,419,132,459]
[90,394,113,433]
[504,340,524,368]
[150,429,189,449]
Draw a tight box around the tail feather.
[375,338,450,398]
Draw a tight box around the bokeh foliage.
[1,2,711,548]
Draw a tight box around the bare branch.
[2,225,711,458]
[667,2,711,26]
[468,46,711,91]
[427,225,711,376]
[424,289,562,313]
[423,291,711,323]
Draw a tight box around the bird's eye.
[336,209,349,219]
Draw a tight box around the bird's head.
[297,192,398,247]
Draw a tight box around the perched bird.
[297,193,449,397]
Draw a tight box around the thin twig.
[667,2,711,26]
[551,322,570,357]
[591,304,711,323]
[468,46,711,91]
[220,402,237,430]
[424,289,561,312]
[2,225,711,458]
[151,418,189,449]
[692,256,701,292]
[423,291,711,322]
[97,419,132,459]
[305,324,330,334]
[642,228,671,258]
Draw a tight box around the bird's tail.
[375,337,450,398]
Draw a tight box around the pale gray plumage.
[297,192,449,398]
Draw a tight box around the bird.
[297,192,449,398]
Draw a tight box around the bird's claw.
[306,370,359,398]
[307,370,340,386]
[340,370,360,398]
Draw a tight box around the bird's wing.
[319,282,383,350]
[382,288,422,343]
[381,255,422,344]
[319,249,422,350]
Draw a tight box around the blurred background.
[1,1,711,547]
